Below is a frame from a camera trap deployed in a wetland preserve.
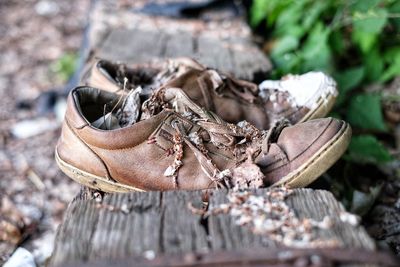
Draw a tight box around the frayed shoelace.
[146,87,289,189]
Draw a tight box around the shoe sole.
[298,93,337,123]
[55,149,145,193]
[271,121,351,188]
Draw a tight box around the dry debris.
[0,196,41,257]
[202,188,339,248]
[116,86,143,127]
[230,150,264,190]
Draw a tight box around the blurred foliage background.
[250,0,400,216]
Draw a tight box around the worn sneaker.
[55,86,351,192]
[82,58,337,129]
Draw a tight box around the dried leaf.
[117,86,142,127]
[91,112,120,130]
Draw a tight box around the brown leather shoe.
[82,58,337,129]
[55,86,351,192]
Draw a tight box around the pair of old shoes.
[55,58,351,192]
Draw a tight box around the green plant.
[50,52,78,82]
[251,0,398,164]
[250,0,399,213]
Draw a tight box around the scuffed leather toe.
[256,118,348,185]
[277,118,343,161]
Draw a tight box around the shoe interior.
[74,87,150,130]
[73,87,121,121]
[74,84,220,132]
[97,60,159,89]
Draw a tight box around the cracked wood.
[49,189,376,266]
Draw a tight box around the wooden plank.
[163,31,194,58]
[59,248,400,267]
[50,191,209,266]
[85,0,272,80]
[51,197,100,262]
[99,29,168,63]
[285,189,375,249]
[49,188,376,266]
[88,192,163,259]
[196,34,235,74]
[161,191,209,254]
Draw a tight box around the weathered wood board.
[49,188,376,266]
[84,0,272,81]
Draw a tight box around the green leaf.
[334,67,364,105]
[389,0,400,30]
[347,135,392,164]
[347,93,387,131]
[364,48,384,82]
[271,52,301,73]
[329,30,345,55]
[302,1,330,31]
[381,48,400,82]
[353,9,388,33]
[383,47,400,62]
[335,67,365,93]
[275,2,304,28]
[271,36,299,56]
[351,0,381,12]
[352,30,378,53]
[300,23,332,72]
[381,59,400,82]
[301,23,331,58]
[256,0,293,27]
[275,25,305,39]
[300,44,332,72]
[273,1,307,38]
[250,0,268,27]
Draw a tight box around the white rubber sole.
[298,93,337,123]
[55,149,145,193]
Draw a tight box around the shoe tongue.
[208,70,259,103]
[153,58,196,86]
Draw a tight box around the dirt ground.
[0,0,89,265]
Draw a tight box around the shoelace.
[145,87,288,189]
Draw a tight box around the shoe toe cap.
[278,117,346,161]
